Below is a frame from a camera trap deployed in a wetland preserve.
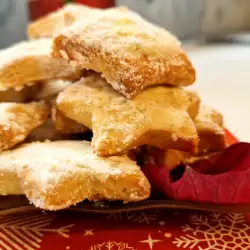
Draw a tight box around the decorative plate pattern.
[1,209,250,249]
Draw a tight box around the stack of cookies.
[0,4,226,210]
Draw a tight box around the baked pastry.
[34,79,72,100]
[27,3,100,39]
[0,3,230,211]
[0,157,23,195]
[26,119,70,142]
[52,106,89,135]
[194,105,225,153]
[148,105,226,169]
[0,101,49,152]
[57,74,200,156]
[0,39,81,91]
[0,140,150,209]
[52,8,195,98]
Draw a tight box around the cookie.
[0,101,49,152]
[52,106,89,135]
[52,8,195,98]
[57,74,200,156]
[0,39,81,91]
[0,140,150,209]
[28,3,100,39]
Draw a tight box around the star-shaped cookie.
[57,74,200,156]
[0,140,150,209]
[53,8,195,98]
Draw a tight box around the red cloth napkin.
[143,130,250,204]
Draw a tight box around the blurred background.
[1,0,250,47]
[0,0,249,141]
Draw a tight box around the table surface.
[1,44,250,250]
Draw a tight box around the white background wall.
[186,44,250,142]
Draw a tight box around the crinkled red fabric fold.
[143,142,250,204]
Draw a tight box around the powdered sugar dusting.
[0,102,49,151]
[57,74,199,156]
[54,7,195,98]
[0,39,52,69]
[0,140,150,209]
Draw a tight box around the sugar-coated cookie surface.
[52,8,195,98]
[0,140,150,209]
[0,39,81,91]
[57,74,200,156]
[0,101,49,152]
[27,3,101,39]
[149,105,226,169]
[194,105,226,153]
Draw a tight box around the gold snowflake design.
[89,241,135,250]
[0,211,74,250]
[107,210,157,224]
[173,212,250,250]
